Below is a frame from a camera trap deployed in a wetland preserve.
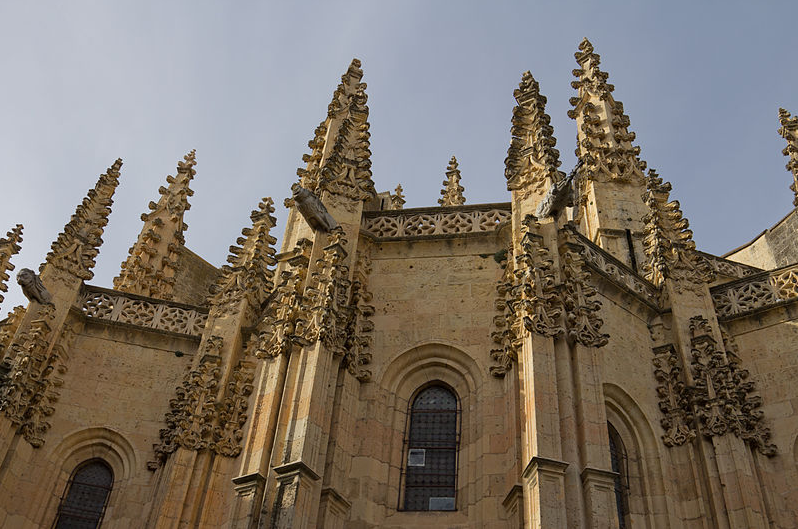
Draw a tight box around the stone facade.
[1,43,798,529]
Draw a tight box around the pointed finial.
[390,184,406,210]
[209,197,278,313]
[778,108,798,207]
[114,151,197,300]
[439,156,466,206]
[641,169,713,287]
[42,159,122,280]
[0,224,23,305]
[568,38,645,186]
[504,71,564,195]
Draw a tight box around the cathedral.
[1,38,798,528]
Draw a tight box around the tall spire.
[209,197,278,313]
[642,169,714,289]
[296,59,375,204]
[114,150,196,299]
[439,156,466,206]
[0,225,23,306]
[568,38,646,187]
[504,71,564,198]
[777,108,798,207]
[42,159,122,280]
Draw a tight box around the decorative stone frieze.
[80,286,208,337]
[362,205,510,239]
[209,197,278,319]
[652,344,696,447]
[0,224,23,305]
[687,316,776,455]
[149,354,223,469]
[439,156,466,206]
[213,359,255,457]
[711,263,798,319]
[778,107,798,206]
[43,159,122,281]
[114,151,196,300]
[558,227,609,347]
[642,170,715,290]
[512,215,563,338]
[568,38,646,188]
[504,71,564,198]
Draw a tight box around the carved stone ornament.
[490,245,523,377]
[568,38,646,190]
[248,239,313,359]
[389,184,406,210]
[17,268,53,306]
[0,306,26,354]
[363,206,511,239]
[778,107,798,206]
[510,215,564,338]
[687,317,776,455]
[438,156,466,206]
[558,226,609,347]
[341,247,375,382]
[114,150,196,300]
[212,359,255,457]
[0,224,23,306]
[43,159,122,281]
[149,354,223,469]
[504,71,565,199]
[642,170,715,291]
[304,228,352,354]
[0,309,75,447]
[652,344,696,447]
[535,161,581,219]
[711,263,798,319]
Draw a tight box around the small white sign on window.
[407,449,425,467]
[429,497,455,511]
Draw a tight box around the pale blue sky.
[1,1,796,310]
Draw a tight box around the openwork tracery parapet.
[362,204,511,239]
[711,263,798,319]
[80,286,208,337]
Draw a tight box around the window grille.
[399,384,461,511]
[608,423,630,529]
[53,459,113,529]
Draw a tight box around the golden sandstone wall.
[2,44,798,529]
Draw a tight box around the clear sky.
[1,1,796,311]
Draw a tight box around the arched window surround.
[53,458,114,528]
[398,381,462,512]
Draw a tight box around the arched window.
[400,383,460,511]
[608,422,630,529]
[54,458,113,528]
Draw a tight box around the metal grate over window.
[53,459,113,529]
[400,384,461,511]
[608,423,630,529]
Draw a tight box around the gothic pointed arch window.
[608,422,630,529]
[53,458,114,528]
[399,383,461,511]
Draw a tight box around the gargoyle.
[292,184,339,232]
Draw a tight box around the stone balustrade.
[711,264,798,319]
[362,203,511,238]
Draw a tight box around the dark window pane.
[403,385,459,511]
[55,460,113,529]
